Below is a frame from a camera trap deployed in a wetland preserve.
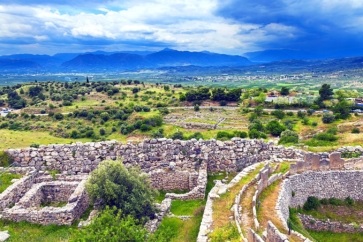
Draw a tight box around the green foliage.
[271,110,285,119]
[319,84,334,101]
[0,172,21,193]
[352,127,360,134]
[71,206,148,242]
[266,120,286,136]
[194,104,200,111]
[86,160,157,220]
[279,130,299,144]
[171,131,184,140]
[0,151,13,167]
[333,99,352,119]
[314,132,338,142]
[209,222,240,242]
[280,86,289,96]
[170,200,204,216]
[303,196,320,211]
[322,113,335,123]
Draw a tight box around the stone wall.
[288,171,363,207]
[299,214,363,233]
[0,167,38,211]
[2,179,88,225]
[149,170,196,191]
[166,162,207,200]
[266,221,288,242]
[7,138,305,175]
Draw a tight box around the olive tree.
[86,160,157,221]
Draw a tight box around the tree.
[279,130,299,144]
[71,206,148,242]
[333,99,352,119]
[280,87,289,96]
[28,86,43,97]
[322,113,335,123]
[86,160,157,220]
[266,120,286,136]
[319,84,333,101]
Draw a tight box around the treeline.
[181,87,242,103]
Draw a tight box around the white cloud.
[0,1,301,54]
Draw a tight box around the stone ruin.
[1,138,304,226]
[1,138,363,240]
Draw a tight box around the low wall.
[3,180,88,225]
[266,221,288,242]
[149,170,197,191]
[0,167,38,211]
[166,163,207,200]
[299,214,363,233]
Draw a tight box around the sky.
[1,0,363,57]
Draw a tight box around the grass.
[301,201,363,224]
[272,162,290,175]
[171,200,205,216]
[153,199,205,242]
[0,130,91,150]
[308,230,363,242]
[0,219,75,242]
[0,173,22,193]
[40,201,68,208]
[212,163,264,232]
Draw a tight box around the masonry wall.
[289,171,363,207]
[7,138,305,175]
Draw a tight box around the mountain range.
[0,48,250,72]
[0,48,363,74]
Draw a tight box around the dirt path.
[240,182,257,236]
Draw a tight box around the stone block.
[329,152,344,169]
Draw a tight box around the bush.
[266,120,286,136]
[54,113,64,120]
[345,197,354,206]
[320,198,329,205]
[86,160,157,220]
[0,151,13,167]
[327,197,343,206]
[194,104,200,111]
[303,196,320,211]
[271,110,285,119]
[171,131,184,140]
[30,143,40,148]
[71,206,148,242]
[322,113,335,124]
[352,127,360,134]
[314,132,338,142]
[279,130,299,144]
[188,132,204,140]
[140,124,151,132]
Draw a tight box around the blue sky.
[1,0,363,57]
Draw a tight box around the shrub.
[0,151,13,167]
[140,124,151,132]
[322,113,335,123]
[266,120,286,136]
[271,110,285,119]
[279,130,299,144]
[352,127,360,134]
[71,206,148,242]
[328,197,344,206]
[54,113,64,120]
[99,128,106,136]
[171,131,184,140]
[303,196,320,211]
[345,196,354,206]
[188,132,204,140]
[314,132,338,142]
[194,104,200,111]
[86,160,157,220]
[320,198,329,205]
[30,143,40,148]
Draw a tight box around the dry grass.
[257,180,303,242]
[240,182,257,236]
[212,164,263,230]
